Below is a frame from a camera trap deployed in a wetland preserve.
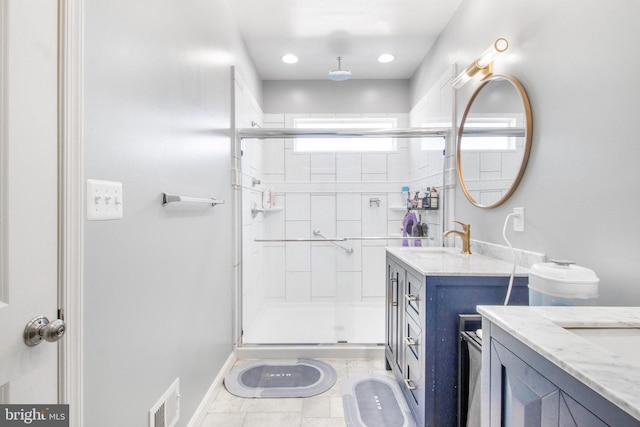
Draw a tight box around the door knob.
[23,315,66,347]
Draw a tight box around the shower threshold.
[235,343,385,360]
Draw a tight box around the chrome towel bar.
[161,192,225,207]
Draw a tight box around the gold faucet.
[443,221,472,254]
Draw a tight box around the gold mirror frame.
[456,74,533,209]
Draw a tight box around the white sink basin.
[566,327,640,366]
[412,248,457,257]
[386,246,526,277]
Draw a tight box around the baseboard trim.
[186,351,236,427]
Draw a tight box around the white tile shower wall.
[285,221,311,272]
[263,245,285,299]
[311,246,338,298]
[387,142,411,182]
[262,207,285,239]
[285,150,310,181]
[336,153,362,181]
[362,246,387,299]
[337,272,363,302]
[285,194,311,221]
[311,195,337,237]
[336,193,362,221]
[311,154,336,175]
[361,194,388,240]
[248,112,449,340]
[286,271,311,302]
[263,138,285,175]
[361,153,387,174]
[336,220,362,272]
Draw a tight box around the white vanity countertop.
[478,306,640,421]
[386,247,529,277]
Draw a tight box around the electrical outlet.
[513,207,525,232]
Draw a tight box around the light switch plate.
[87,179,123,220]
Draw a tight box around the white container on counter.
[528,260,599,306]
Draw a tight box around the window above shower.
[291,116,398,153]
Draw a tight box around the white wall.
[263,79,410,113]
[83,0,260,425]
[411,0,640,304]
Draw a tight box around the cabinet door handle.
[404,294,417,302]
[404,336,416,346]
[389,276,398,306]
[404,378,417,391]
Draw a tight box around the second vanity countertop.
[386,247,529,277]
[479,306,640,421]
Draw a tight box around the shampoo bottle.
[402,186,410,209]
[423,187,430,208]
[430,187,438,209]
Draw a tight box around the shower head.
[328,57,352,81]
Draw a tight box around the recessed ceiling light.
[282,54,299,64]
[378,53,395,63]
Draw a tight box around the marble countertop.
[386,247,529,277]
[478,306,640,421]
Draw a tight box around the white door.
[0,0,60,403]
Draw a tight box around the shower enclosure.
[236,122,448,346]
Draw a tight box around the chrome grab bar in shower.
[313,229,353,255]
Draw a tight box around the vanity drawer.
[404,341,425,425]
[404,271,423,321]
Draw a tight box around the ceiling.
[229,0,463,81]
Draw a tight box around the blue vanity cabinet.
[385,252,529,427]
[483,321,640,427]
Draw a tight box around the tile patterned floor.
[199,358,393,427]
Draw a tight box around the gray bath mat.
[224,358,337,398]
[342,374,416,427]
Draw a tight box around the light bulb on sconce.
[452,38,509,89]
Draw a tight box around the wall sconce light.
[452,38,509,89]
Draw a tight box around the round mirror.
[456,74,532,208]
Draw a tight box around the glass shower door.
[239,127,445,346]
